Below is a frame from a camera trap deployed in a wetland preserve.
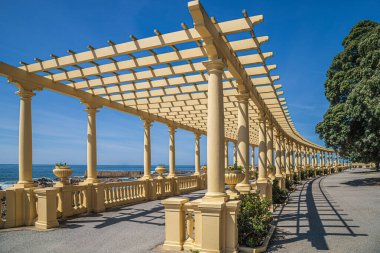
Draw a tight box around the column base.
[35,220,59,230]
[82,178,99,184]
[139,175,152,180]
[256,178,272,201]
[235,183,251,194]
[166,174,177,178]
[14,181,36,188]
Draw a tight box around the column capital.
[85,107,100,115]
[16,89,36,100]
[203,58,226,72]
[81,99,102,110]
[258,111,266,122]
[168,124,176,134]
[235,92,250,102]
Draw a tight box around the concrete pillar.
[15,89,35,187]
[290,141,295,177]
[258,114,267,181]
[194,133,201,175]
[257,113,271,200]
[84,107,99,184]
[224,139,229,168]
[281,135,286,175]
[236,94,250,193]
[266,122,275,180]
[141,120,152,180]
[285,139,291,179]
[168,125,176,178]
[275,131,285,189]
[203,59,226,198]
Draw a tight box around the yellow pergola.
[0,1,341,250]
[0,1,335,188]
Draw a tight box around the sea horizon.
[0,163,196,189]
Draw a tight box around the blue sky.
[0,0,379,165]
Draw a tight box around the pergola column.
[236,93,250,193]
[224,139,229,168]
[290,141,295,178]
[266,121,275,180]
[84,106,100,184]
[203,59,226,198]
[194,133,201,176]
[281,135,286,176]
[294,144,300,179]
[285,139,291,179]
[257,113,271,200]
[15,89,36,187]
[167,124,176,178]
[141,119,152,180]
[275,131,284,189]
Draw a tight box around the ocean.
[0,164,195,189]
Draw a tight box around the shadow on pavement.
[268,176,367,252]
[342,177,380,187]
[62,192,205,229]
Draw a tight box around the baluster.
[74,191,79,210]
[79,190,84,209]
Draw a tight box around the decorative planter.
[53,165,73,186]
[201,165,207,174]
[225,170,245,195]
[155,165,166,179]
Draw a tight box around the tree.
[316,20,380,169]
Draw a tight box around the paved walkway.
[1,169,379,253]
[269,168,380,253]
[0,190,205,253]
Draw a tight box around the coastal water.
[0,164,195,189]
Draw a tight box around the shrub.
[272,179,288,204]
[307,168,314,177]
[285,177,294,191]
[293,173,300,184]
[300,170,307,180]
[238,194,272,248]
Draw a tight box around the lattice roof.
[0,1,331,152]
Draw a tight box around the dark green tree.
[316,20,380,169]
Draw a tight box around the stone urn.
[53,164,73,186]
[225,169,245,196]
[155,165,166,179]
[201,165,207,174]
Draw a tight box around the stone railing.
[162,197,240,252]
[104,180,147,208]
[0,173,207,230]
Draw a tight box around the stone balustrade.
[0,173,207,230]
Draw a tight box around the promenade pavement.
[0,190,205,253]
[268,168,380,253]
[1,168,379,253]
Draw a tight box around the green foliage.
[226,164,243,171]
[238,194,272,248]
[272,179,288,204]
[285,177,294,191]
[316,168,323,176]
[55,162,67,166]
[316,20,380,168]
[301,170,307,180]
[293,173,300,184]
[307,168,314,178]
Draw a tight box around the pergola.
[0,1,335,191]
[0,1,343,251]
